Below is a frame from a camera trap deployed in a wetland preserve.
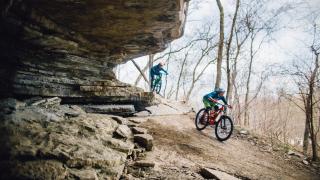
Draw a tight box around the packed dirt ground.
[129,113,320,180]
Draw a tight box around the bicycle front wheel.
[215,116,233,141]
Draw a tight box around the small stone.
[287,150,303,158]
[134,134,153,151]
[131,127,147,134]
[70,105,86,114]
[116,125,133,138]
[134,160,155,168]
[287,150,295,155]
[65,111,80,117]
[302,160,309,165]
[239,130,248,135]
[64,108,81,117]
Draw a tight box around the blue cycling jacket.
[150,64,168,76]
[203,91,228,105]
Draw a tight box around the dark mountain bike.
[195,102,233,141]
[151,73,165,94]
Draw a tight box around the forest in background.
[116,0,320,161]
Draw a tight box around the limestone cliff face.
[0,0,188,105]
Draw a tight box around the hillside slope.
[127,101,320,180]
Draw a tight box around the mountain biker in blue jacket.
[150,62,168,87]
[203,88,232,111]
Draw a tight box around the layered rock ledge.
[0,0,188,106]
[0,97,155,179]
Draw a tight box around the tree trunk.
[134,64,149,86]
[163,59,170,97]
[226,0,240,101]
[214,0,224,89]
[131,60,149,84]
[244,33,254,126]
[175,53,188,100]
[148,54,154,91]
[309,50,319,160]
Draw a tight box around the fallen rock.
[112,116,128,125]
[60,105,81,117]
[200,168,240,180]
[287,150,304,158]
[70,169,98,180]
[116,125,133,139]
[129,118,148,124]
[104,138,135,155]
[134,134,153,151]
[131,127,148,134]
[134,160,155,168]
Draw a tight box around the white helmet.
[159,62,165,66]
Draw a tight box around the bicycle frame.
[207,104,226,125]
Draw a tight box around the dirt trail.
[131,113,320,180]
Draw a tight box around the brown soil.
[133,113,320,180]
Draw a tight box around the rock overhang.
[0,0,189,106]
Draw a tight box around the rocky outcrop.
[0,0,188,107]
[0,97,137,179]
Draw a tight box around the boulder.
[134,134,153,151]
[116,125,133,139]
[200,168,240,180]
[131,127,148,134]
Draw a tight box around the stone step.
[81,104,136,116]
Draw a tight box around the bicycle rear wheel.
[215,116,233,141]
[195,108,209,130]
[155,81,162,94]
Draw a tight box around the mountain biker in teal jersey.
[150,62,168,87]
[203,88,232,111]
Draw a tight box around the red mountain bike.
[195,102,233,141]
